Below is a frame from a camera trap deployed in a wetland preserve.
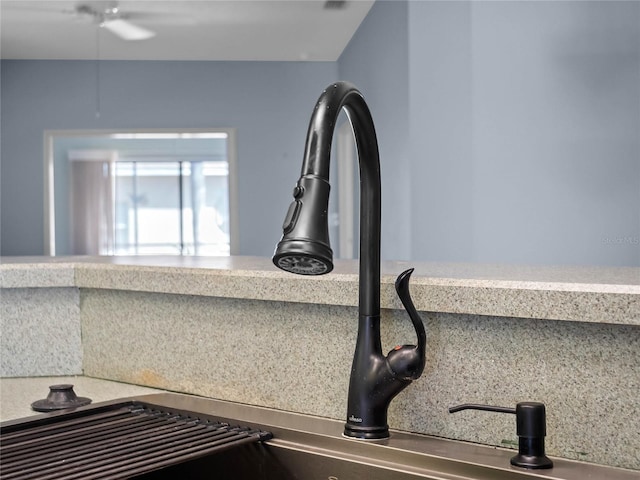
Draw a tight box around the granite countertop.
[1,255,638,325]
[0,376,165,422]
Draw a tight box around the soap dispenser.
[449,402,553,469]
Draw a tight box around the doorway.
[44,129,238,256]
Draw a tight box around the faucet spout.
[273,82,425,439]
[273,82,381,316]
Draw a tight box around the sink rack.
[0,401,272,480]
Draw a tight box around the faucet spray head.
[273,240,333,275]
[273,175,334,275]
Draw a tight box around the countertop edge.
[1,257,638,325]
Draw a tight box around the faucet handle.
[387,269,426,380]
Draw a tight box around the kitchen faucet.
[273,82,426,439]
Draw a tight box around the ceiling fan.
[74,1,156,41]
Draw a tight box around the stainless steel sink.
[2,393,637,480]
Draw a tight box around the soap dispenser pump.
[449,402,553,469]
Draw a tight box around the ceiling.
[0,0,375,61]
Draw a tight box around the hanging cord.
[95,25,101,119]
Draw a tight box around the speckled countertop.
[0,376,165,422]
[1,255,638,325]
[2,257,640,471]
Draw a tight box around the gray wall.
[338,0,411,261]
[1,60,337,256]
[2,0,639,266]
[339,0,639,266]
[407,0,639,265]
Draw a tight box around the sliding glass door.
[114,160,230,256]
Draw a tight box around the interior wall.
[407,0,639,266]
[338,0,411,261]
[408,0,475,263]
[0,60,337,256]
[2,0,638,266]
[340,0,640,267]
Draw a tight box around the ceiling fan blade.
[101,18,155,41]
